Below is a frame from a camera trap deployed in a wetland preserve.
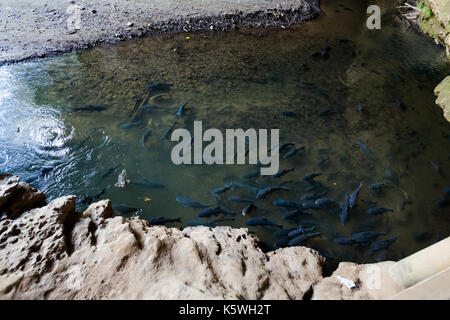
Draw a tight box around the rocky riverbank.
[0,0,319,66]
[0,174,405,300]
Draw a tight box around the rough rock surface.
[0,0,319,65]
[435,76,450,122]
[0,176,398,300]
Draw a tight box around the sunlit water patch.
[0,0,449,263]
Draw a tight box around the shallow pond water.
[1,0,449,263]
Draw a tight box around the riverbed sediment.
[0,0,319,66]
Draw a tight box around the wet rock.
[0,176,405,300]
[435,76,450,122]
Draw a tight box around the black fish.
[277,143,295,153]
[112,204,141,214]
[314,198,337,207]
[303,172,322,181]
[340,193,350,225]
[333,237,355,246]
[370,237,397,253]
[273,199,301,209]
[228,196,254,203]
[283,209,307,220]
[148,217,181,225]
[141,129,152,148]
[273,168,295,178]
[349,182,363,208]
[119,120,142,130]
[198,206,235,218]
[242,170,260,179]
[306,182,324,192]
[287,225,316,238]
[176,196,209,209]
[73,105,108,112]
[76,188,107,206]
[146,83,172,91]
[395,99,406,111]
[357,138,375,159]
[351,231,385,243]
[226,182,259,194]
[131,179,165,189]
[301,201,320,210]
[288,232,321,246]
[242,203,256,216]
[245,218,282,229]
[175,103,188,117]
[301,191,327,201]
[101,166,119,179]
[256,186,291,199]
[212,185,232,194]
[281,111,299,118]
[283,146,305,159]
[161,122,177,140]
[365,207,394,215]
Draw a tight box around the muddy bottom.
[1,0,449,263]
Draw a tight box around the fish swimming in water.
[242,170,260,179]
[226,182,259,194]
[273,199,301,210]
[208,216,236,225]
[146,83,172,91]
[141,129,152,149]
[283,146,305,159]
[283,209,307,220]
[228,196,254,203]
[301,201,320,210]
[301,192,327,201]
[131,179,165,189]
[212,185,232,194]
[340,193,350,225]
[333,237,355,246]
[148,217,181,225]
[306,182,324,192]
[365,207,394,215]
[176,196,210,209]
[314,198,337,207]
[281,111,299,118]
[175,103,188,117]
[351,231,385,243]
[101,166,119,179]
[73,105,108,112]
[242,203,256,216]
[273,168,295,178]
[245,218,282,229]
[76,188,107,206]
[112,204,141,214]
[369,183,392,195]
[288,232,321,246]
[357,138,375,159]
[430,161,445,177]
[114,169,130,188]
[256,186,291,199]
[287,225,316,238]
[370,237,397,254]
[198,206,236,218]
[276,143,296,153]
[349,182,363,208]
[303,172,322,181]
[119,120,142,130]
[161,122,177,140]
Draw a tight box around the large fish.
[349,182,363,208]
[245,218,282,229]
[340,193,350,225]
[256,186,291,199]
[273,199,301,209]
[288,232,321,246]
[365,207,394,215]
[176,196,210,209]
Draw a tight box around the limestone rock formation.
[435,76,450,122]
[0,176,400,300]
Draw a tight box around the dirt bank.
[0,0,319,66]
